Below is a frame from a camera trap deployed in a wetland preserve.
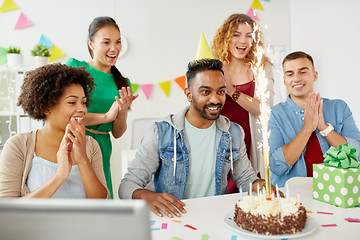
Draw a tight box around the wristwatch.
[319,123,334,137]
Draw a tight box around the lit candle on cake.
[240,186,243,201]
[251,195,254,212]
[250,182,254,211]
[275,184,282,213]
[277,193,282,213]
[251,22,272,200]
[285,182,289,199]
[262,187,266,202]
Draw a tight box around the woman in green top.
[66,16,138,198]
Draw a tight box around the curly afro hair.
[17,63,95,120]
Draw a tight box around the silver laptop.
[0,199,151,240]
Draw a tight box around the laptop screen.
[0,199,151,240]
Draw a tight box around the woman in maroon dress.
[212,14,274,193]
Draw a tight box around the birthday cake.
[234,196,307,235]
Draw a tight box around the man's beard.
[193,99,223,121]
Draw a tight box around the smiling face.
[88,25,121,71]
[45,84,87,130]
[228,23,254,61]
[283,58,318,101]
[185,70,226,127]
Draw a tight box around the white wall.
[0,0,290,196]
[289,0,360,127]
[2,0,360,196]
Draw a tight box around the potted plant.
[31,44,51,68]
[7,46,23,67]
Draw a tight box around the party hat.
[194,32,213,60]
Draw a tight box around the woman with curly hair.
[66,16,138,198]
[212,14,274,193]
[0,63,109,198]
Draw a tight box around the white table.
[150,177,360,239]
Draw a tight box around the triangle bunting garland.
[174,75,186,90]
[14,12,33,29]
[246,8,259,21]
[140,84,154,100]
[49,45,66,62]
[37,35,66,62]
[158,81,171,97]
[1,0,273,101]
[131,83,140,95]
[246,0,269,21]
[39,34,53,48]
[251,0,264,11]
[130,75,185,100]
[0,0,19,12]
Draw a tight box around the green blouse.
[66,58,131,198]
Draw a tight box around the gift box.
[313,144,360,208]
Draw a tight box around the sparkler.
[251,22,272,200]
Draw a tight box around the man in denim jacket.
[269,51,360,187]
[119,59,270,218]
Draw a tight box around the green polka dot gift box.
[313,144,360,208]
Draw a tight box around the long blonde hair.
[212,14,270,65]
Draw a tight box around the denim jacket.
[119,107,258,199]
[269,96,360,187]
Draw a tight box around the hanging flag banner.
[174,75,186,90]
[158,81,171,97]
[14,12,33,30]
[0,0,19,12]
[251,0,264,11]
[49,44,66,62]
[38,34,53,48]
[131,83,140,95]
[140,84,153,100]
[246,8,259,21]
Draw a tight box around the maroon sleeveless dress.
[221,81,255,193]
